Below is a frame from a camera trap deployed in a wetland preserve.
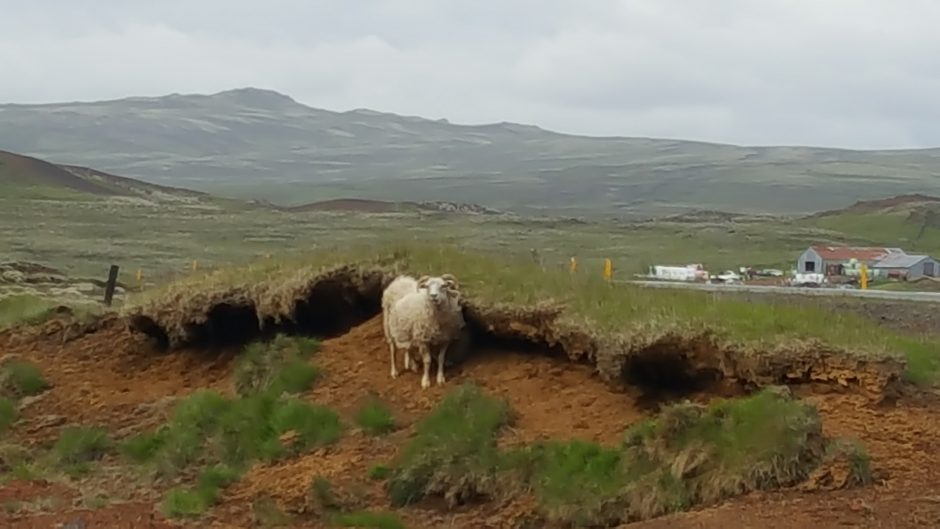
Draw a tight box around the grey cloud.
[0,0,938,148]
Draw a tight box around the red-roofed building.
[797,246,906,276]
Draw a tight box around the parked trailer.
[789,272,826,287]
[650,264,708,282]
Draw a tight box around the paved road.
[620,280,940,303]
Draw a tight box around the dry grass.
[0,295,61,330]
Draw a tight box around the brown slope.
[0,149,121,195]
[2,314,938,529]
[809,193,940,219]
[58,164,209,199]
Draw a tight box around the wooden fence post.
[103,264,120,306]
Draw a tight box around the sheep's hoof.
[436,373,446,385]
[421,377,430,389]
[390,369,398,379]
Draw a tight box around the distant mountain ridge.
[2,87,940,216]
[0,148,504,216]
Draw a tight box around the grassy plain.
[0,196,884,286]
[3,194,940,383]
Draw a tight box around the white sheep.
[381,274,419,378]
[386,274,464,389]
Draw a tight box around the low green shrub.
[0,398,17,435]
[354,397,396,436]
[0,360,50,398]
[126,388,344,519]
[233,335,322,397]
[387,384,512,507]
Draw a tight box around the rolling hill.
[2,88,940,216]
[0,149,210,203]
[0,149,504,217]
[802,194,940,254]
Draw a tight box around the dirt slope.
[0,150,121,196]
[810,193,940,218]
[0,149,209,201]
[0,315,939,528]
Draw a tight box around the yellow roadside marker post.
[603,258,613,282]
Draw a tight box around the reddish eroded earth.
[0,314,939,528]
[1,317,236,446]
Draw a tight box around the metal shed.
[870,254,940,280]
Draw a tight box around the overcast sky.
[2,0,939,149]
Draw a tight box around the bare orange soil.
[1,315,939,528]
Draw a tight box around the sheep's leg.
[384,314,398,378]
[403,348,412,371]
[436,343,448,385]
[388,339,398,379]
[419,344,432,389]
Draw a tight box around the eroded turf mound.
[124,261,906,400]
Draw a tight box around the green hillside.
[802,195,940,255]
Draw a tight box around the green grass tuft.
[0,360,51,399]
[137,390,343,475]
[606,388,826,521]
[52,426,112,466]
[0,398,17,435]
[0,295,59,330]
[824,438,873,487]
[270,397,344,452]
[119,430,167,464]
[50,426,112,476]
[354,397,397,436]
[161,464,241,519]
[331,510,406,529]
[367,464,391,481]
[125,388,343,517]
[233,335,322,397]
[197,464,241,495]
[310,475,340,511]
[525,440,630,527]
[387,384,512,507]
[0,443,31,478]
[269,360,321,397]
[162,486,213,519]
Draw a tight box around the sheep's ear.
[417,275,430,288]
[442,274,459,290]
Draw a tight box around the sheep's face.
[417,275,456,306]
